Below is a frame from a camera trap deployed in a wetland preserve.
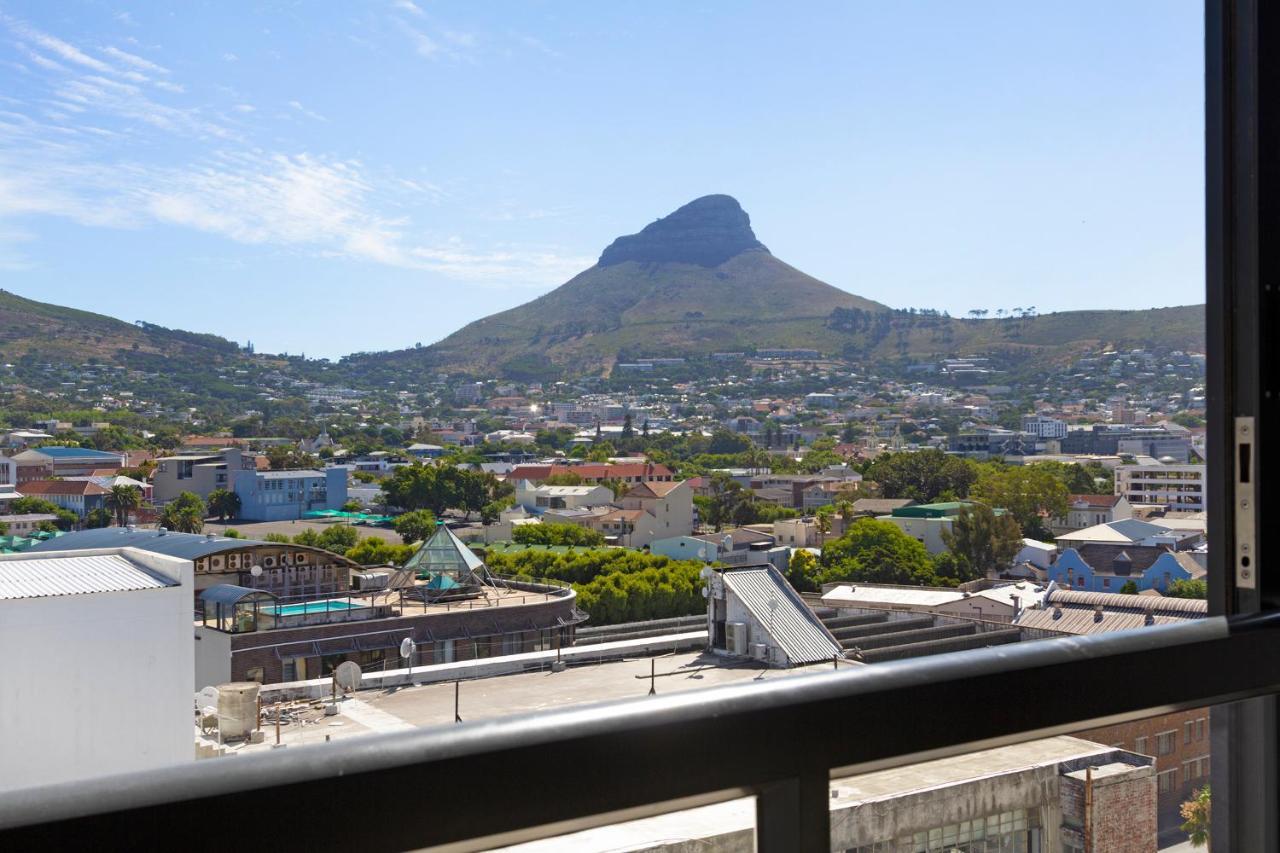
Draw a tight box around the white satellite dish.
[250,564,263,577]
[334,661,362,693]
[399,637,414,659]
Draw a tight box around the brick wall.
[1089,769,1158,852]
[1076,708,1210,833]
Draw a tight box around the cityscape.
[0,3,1216,852]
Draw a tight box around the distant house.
[1050,494,1134,534]
[406,443,444,459]
[1047,547,1205,593]
[19,479,110,517]
[505,463,675,485]
[618,480,694,540]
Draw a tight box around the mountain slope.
[352,195,1203,378]
[369,195,889,376]
[0,289,243,362]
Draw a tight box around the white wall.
[193,626,233,690]
[0,548,193,792]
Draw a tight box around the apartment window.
[1184,720,1195,745]
[1155,731,1176,757]
[1157,770,1177,795]
[1134,736,1148,756]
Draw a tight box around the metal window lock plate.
[1236,416,1257,589]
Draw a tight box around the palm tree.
[207,488,241,522]
[106,484,142,527]
[160,492,206,534]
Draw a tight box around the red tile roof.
[21,479,110,496]
[1068,494,1122,508]
[507,463,675,482]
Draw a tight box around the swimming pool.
[266,600,368,616]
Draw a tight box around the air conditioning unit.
[227,554,240,570]
[726,622,748,655]
[750,642,768,661]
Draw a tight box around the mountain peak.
[598,194,769,267]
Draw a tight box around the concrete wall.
[880,515,953,554]
[0,548,193,792]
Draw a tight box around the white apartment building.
[1114,463,1207,513]
[1021,415,1068,440]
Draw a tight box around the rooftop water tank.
[216,681,260,740]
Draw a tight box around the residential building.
[513,480,614,514]
[8,446,124,482]
[18,479,110,517]
[617,480,694,539]
[153,448,258,504]
[0,546,193,792]
[232,468,349,522]
[1021,414,1068,439]
[1047,547,1205,593]
[505,462,675,485]
[1050,494,1134,534]
[0,456,15,488]
[1114,463,1207,512]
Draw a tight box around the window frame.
[0,2,1275,850]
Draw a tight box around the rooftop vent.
[157,526,167,536]
[1144,613,1156,626]
[1052,606,1062,620]
[1093,605,1104,623]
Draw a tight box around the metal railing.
[5,614,1280,851]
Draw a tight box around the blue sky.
[0,1,1203,359]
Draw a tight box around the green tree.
[544,471,584,486]
[159,491,206,533]
[864,450,978,503]
[315,524,359,553]
[345,537,416,566]
[341,499,363,513]
[814,505,834,547]
[939,504,1023,581]
[266,446,319,470]
[1166,578,1208,599]
[224,528,243,539]
[512,522,606,547]
[971,465,1069,538]
[786,548,820,593]
[263,532,292,543]
[621,413,634,440]
[1119,580,1139,594]
[393,509,437,545]
[10,496,78,530]
[85,507,113,528]
[818,518,939,586]
[206,488,241,522]
[1180,784,1210,848]
[106,483,142,527]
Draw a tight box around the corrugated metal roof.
[1015,587,1207,635]
[26,528,274,560]
[722,568,841,665]
[0,553,177,600]
[1047,588,1208,614]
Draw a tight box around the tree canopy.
[863,449,977,503]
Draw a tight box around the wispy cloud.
[0,14,587,285]
[392,0,424,16]
[101,46,169,75]
[288,99,327,122]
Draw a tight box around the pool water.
[267,600,368,616]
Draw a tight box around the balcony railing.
[3,614,1280,850]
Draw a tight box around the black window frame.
[1,1,1276,850]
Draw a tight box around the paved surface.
[364,650,824,729]
[203,518,405,544]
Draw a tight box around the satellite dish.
[697,546,708,561]
[334,661,362,692]
[399,637,414,659]
[701,586,709,598]
[250,565,263,577]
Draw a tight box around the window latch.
[1236,416,1256,589]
